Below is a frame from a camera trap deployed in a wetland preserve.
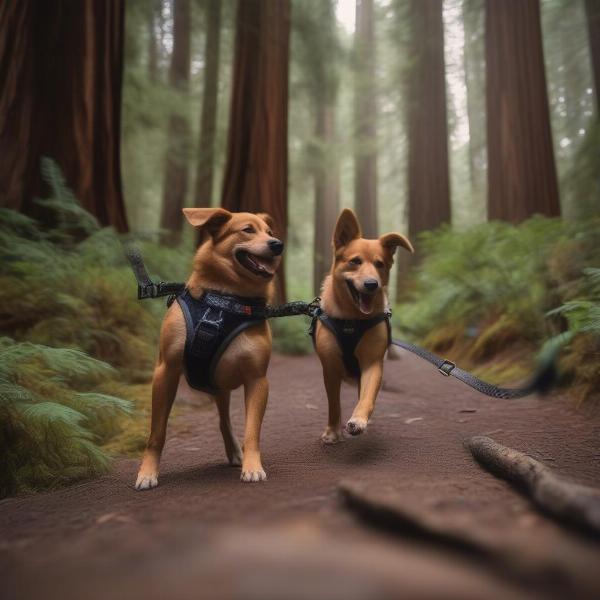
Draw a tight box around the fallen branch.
[467,436,600,535]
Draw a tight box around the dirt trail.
[1,351,600,600]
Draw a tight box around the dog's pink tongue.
[359,293,374,314]
[255,256,276,275]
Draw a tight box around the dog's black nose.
[363,279,379,292]
[268,239,284,256]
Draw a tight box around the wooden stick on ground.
[466,436,600,535]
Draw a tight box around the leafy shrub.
[271,315,314,355]
[0,337,131,497]
[394,217,600,398]
[0,160,190,496]
[544,268,600,402]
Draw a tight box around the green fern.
[394,217,600,398]
[0,337,131,497]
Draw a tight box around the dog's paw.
[321,427,343,445]
[240,469,267,483]
[345,417,368,436]
[135,472,158,491]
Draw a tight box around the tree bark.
[314,104,340,296]
[295,0,340,295]
[462,0,486,195]
[486,0,560,222]
[221,0,290,301]
[353,0,378,239]
[193,0,221,245]
[0,0,128,231]
[147,0,161,82]
[585,0,600,114]
[397,0,450,295]
[160,0,191,245]
[467,436,600,534]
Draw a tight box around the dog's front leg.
[240,376,268,482]
[346,362,383,436]
[321,363,343,444]
[135,359,180,490]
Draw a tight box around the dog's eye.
[349,257,362,266]
[375,260,385,269]
[267,230,273,237]
[242,226,255,234]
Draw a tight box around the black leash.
[125,247,556,400]
[390,339,556,399]
[125,247,185,300]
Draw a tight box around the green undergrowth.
[0,160,190,497]
[393,217,600,402]
[271,315,313,355]
[0,337,131,497]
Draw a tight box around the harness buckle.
[342,320,355,335]
[192,309,224,351]
[438,359,456,377]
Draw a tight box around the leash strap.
[125,247,185,300]
[390,338,556,399]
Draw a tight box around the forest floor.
[1,351,600,600]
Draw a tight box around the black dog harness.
[177,289,268,394]
[310,308,391,379]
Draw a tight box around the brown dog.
[135,208,283,489]
[313,208,413,443]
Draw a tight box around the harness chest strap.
[177,289,267,394]
[309,309,391,379]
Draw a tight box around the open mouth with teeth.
[235,250,277,279]
[346,280,376,314]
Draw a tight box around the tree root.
[466,436,600,535]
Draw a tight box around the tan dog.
[135,208,283,489]
[314,208,413,443]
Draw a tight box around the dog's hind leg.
[214,391,243,466]
[135,358,181,490]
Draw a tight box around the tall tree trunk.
[486,0,560,222]
[398,0,450,295]
[585,0,600,114]
[221,0,290,301]
[160,0,191,245]
[0,0,128,231]
[148,0,160,82]
[193,0,221,245]
[353,0,378,238]
[313,104,340,295]
[462,0,485,195]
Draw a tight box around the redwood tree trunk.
[585,0,600,114]
[314,104,340,295]
[0,0,128,231]
[486,0,560,222]
[353,0,378,238]
[221,0,290,301]
[148,0,160,82]
[400,0,450,291]
[463,0,486,196]
[193,0,221,231]
[160,0,191,245]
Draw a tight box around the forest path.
[2,352,600,600]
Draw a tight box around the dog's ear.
[333,209,361,250]
[182,208,232,238]
[257,212,276,232]
[379,232,414,255]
